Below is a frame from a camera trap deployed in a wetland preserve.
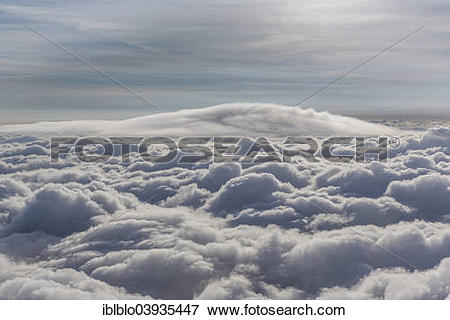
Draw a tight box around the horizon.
[1,101,450,125]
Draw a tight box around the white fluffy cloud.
[0,106,448,299]
[386,174,450,219]
[319,257,450,299]
[0,254,147,299]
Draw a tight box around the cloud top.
[0,103,400,137]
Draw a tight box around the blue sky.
[0,0,449,122]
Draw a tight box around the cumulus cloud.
[0,107,448,300]
[207,173,292,216]
[386,174,450,219]
[0,254,146,299]
[1,184,107,237]
[319,257,450,299]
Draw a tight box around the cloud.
[86,249,214,299]
[244,163,310,189]
[0,4,120,31]
[207,173,292,216]
[196,273,306,299]
[0,254,146,299]
[198,163,241,192]
[386,174,450,219]
[0,112,448,299]
[319,257,450,299]
[1,0,450,119]
[1,184,107,237]
[0,103,400,136]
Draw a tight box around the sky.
[0,0,449,122]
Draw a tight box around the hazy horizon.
[0,102,449,125]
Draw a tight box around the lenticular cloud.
[0,103,448,300]
[0,103,399,136]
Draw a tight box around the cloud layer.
[0,103,400,136]
[0,107,448,299]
